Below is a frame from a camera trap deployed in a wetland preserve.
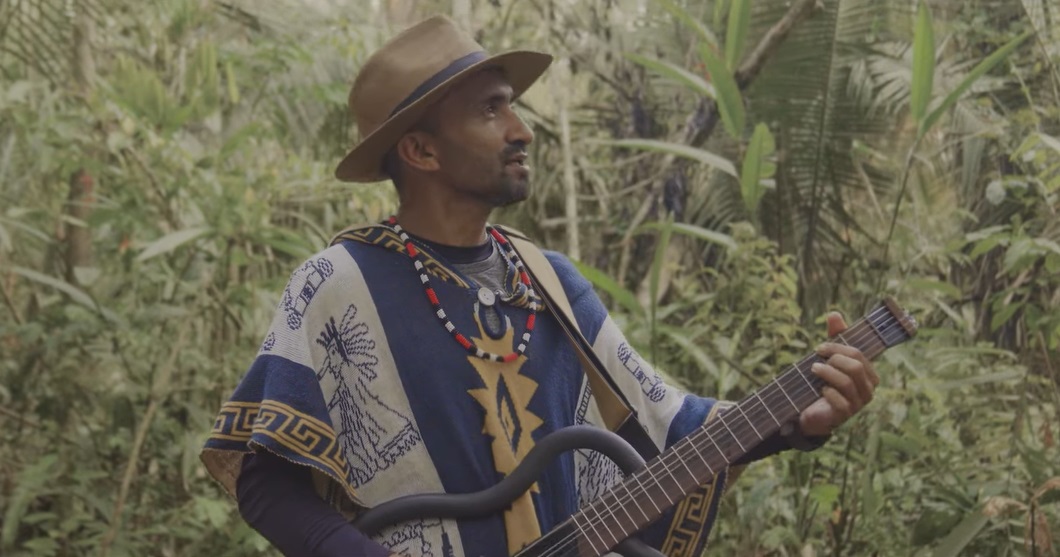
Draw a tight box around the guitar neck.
[535,298,917,557]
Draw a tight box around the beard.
[488,142,531,206]
[490,167,530,207]
[443,140,531,208]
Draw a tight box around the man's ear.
[395,131,440,173]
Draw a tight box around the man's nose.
[507,112,534,146]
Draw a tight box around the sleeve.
[237,452,391,557]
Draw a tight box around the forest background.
[1,0,1058,555]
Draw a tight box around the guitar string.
[578,315,910,555]
[535,310,910,557]
[543,313,910,557]
[570,316,906,555]
[542,313,908,557]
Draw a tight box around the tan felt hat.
[334,15,553,183]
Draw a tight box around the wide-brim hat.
[335,16,553,183]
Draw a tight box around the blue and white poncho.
[201,226,732,556]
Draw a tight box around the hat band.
[388,50,488,117]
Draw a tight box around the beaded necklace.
[386,216,540,363]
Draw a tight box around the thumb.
[826,311,848,337]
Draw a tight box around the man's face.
[425,70,535,207]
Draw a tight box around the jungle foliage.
[0,0,1057,556]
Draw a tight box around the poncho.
[202,226,732,556]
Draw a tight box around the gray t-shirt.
[452,243,517,333]
[452,243,508,293]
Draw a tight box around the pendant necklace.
[387,216,540,362]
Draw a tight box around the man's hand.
[798,312,880,437]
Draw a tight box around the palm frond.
[732,0,903,315]
[216,0,378,157]
[0,0,109,83]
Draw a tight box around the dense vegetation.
[1,0,1057,555]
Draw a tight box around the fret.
[658,454,684,490]
[686,435,714,475]
[573,514,602,556]
[631,473,662,514]
[661,458,686,500]
[646,465,675,505]
[773,378,801,413]
[793,361,819,395]
[673,443,699,485]
[754,391,782,427]
[736,404,764,440]
[866,317,885,343]
[865,318,888,343]
[623,481,650,522]
[834,332,850,346]
[612,483,642,529]
[593,499,620,550]
[875,318,901,356]
[706,430,731,465]
[583,497,611,550]
[719,416,747,452]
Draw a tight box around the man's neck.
[394,197,491,247]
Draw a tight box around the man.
[201,15,879,557]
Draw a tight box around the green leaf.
[1003,238,1036,273]
[713,0,729,30]
[880,431,922,455]
[72,266,102,286]
[809,484,841,508]
[599,138,738,177]
[2,454,58,549]
[920,30,1033,136]
[648,215,674,340]
[910,2,935,126]
[935,369,1023,390]
[699,44,745,137]
[193,496,231,529]
[905,277,962,299]
[740,123,775,216]
[224,59,240,104]
[136,226,212,262]
[658,325,718,378]
[654,0,719,50]
[635,221,737,250]
[930,507,991,557]
[626,53,716,98]
[571,260,644,317]
[10,266,97,312]
[725,0,751,68]
[1035,238,1060,256]
[0,213,52,243]
[990,301,1022,332]
[1037,132,1060,155]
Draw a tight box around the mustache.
[500,141,528,161]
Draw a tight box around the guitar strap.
[493,224,660,459]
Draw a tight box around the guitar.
[353,297,918,557]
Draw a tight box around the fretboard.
[558,298,917,557]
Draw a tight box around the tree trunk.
[551,58,581,260]
[64,3,97,285]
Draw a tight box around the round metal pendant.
[477,287,497,307]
